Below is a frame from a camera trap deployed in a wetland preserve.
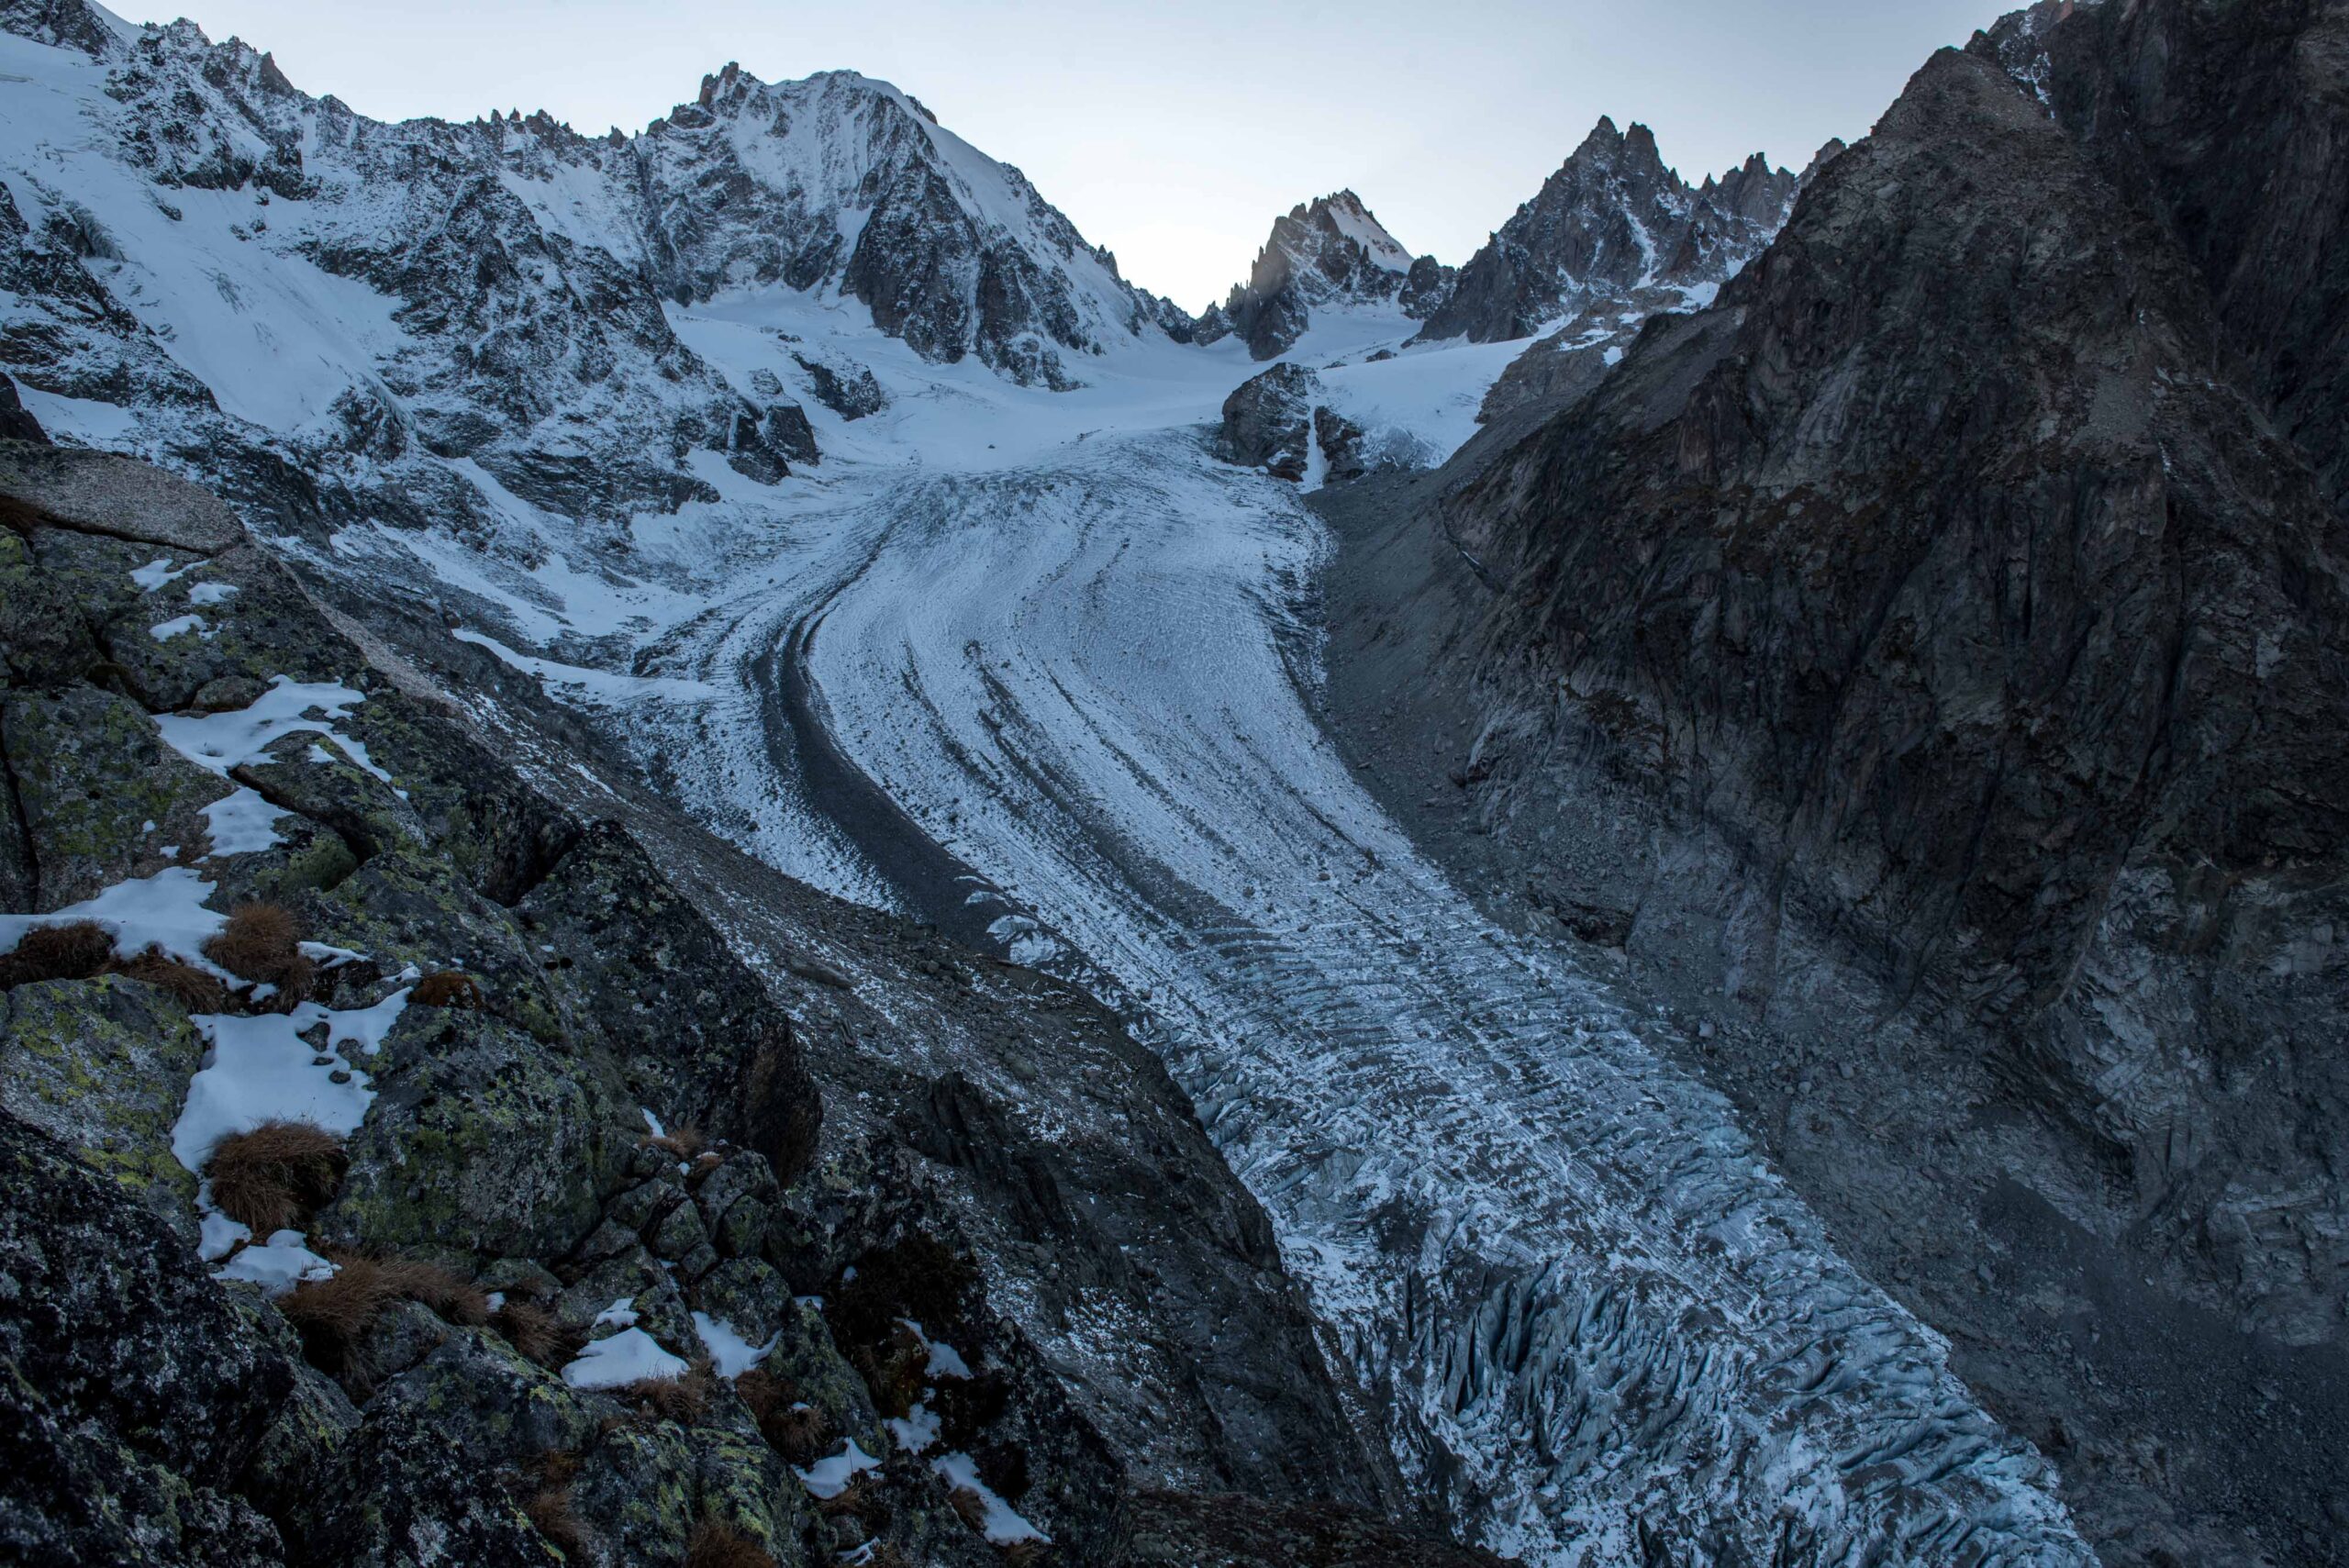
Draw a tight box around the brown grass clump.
[203,901,313,1001]
[1001,1540,1051,1566]
[275,1257,398,1385]
[407,970,483,1008]
[814,1473,887,1529]
[524,1485,589,1562]
[683,1520,776,1568]
[736,1366,838,1465]
[491,1296,581,1367]
[273,1250,489,1387]
[109,947,232,1011]
[947,1486,991,1534]
[0,920,115,988]
[641,1121,705,1160]
[616,1358,716,1426]
[372,1256,491,1325]
[204,1119,347,1233]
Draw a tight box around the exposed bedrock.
[1318,11,2349,1563]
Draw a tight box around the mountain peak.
[1198,189,1448,359]
[1415,123,1794,344]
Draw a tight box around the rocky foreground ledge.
[0,433,1508,1568]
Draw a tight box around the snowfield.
[0,12,2093,1562]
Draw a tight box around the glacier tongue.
[632,406,2092,1562]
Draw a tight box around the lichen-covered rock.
[320,1006,631,1262]
[0,974,205,1237]
[569,1421,805,1568]
[0,523,106,691]
[559,1248,698,1361]
[288,1331,570,1568]
[1,684,228,908]
[0,1109,296,1565]
[305,847,571,1046]
[692,1257,790,1347]
[99,543,345,712]
[518,821,819,1181]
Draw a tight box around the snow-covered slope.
[1199,191,1453,360]
[0,0,1188,554]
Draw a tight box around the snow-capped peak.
[1197,190,1452,360]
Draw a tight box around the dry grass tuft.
[736,1366,838,1465]
[407,970,483,1009]
[0,920,115,987]
[275,1256,397,1385]
[274,1250,489,1386]
[947,1486,991,1534]
[616,1359,716,1426]
[1001,1540,1051,1565]
[204,1119,347,1233]
[524,1485,589,1562]
[373,1255,491,1325]
[203,901,313,1001]
[683,1520,776,1568]
[110,947,232,1010]
[814,1473,886,1528]
[491,1296,581,1367]
[641,1121,706,1160]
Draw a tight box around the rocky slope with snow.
[0,0,1188,548]
[1317,6,2349,1562]
[1197,191,1452,361]
[1411,117,1799,347]
[0,436,1486,1566]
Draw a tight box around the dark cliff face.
[1412,117,1796,345]
[1320,14,2349,1560]
[2018,0,2349,515]
[1451,38,2349,1326]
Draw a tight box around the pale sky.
[143,0,2008,312]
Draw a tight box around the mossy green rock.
[0,975,203,1240]
[1,684,228,908]
[288,1330,570,1567]
[319,1006,630,1262]
[100,543,351,713]
[0,1110,295,1567]
[570,1422,806,1568]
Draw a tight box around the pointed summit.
[1198,191,1453,360]
[1415,124,1795,344]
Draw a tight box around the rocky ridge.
[1410,117,1799,347]
[1315,6,2349,1562]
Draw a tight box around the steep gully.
[628,417,2090,1562]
